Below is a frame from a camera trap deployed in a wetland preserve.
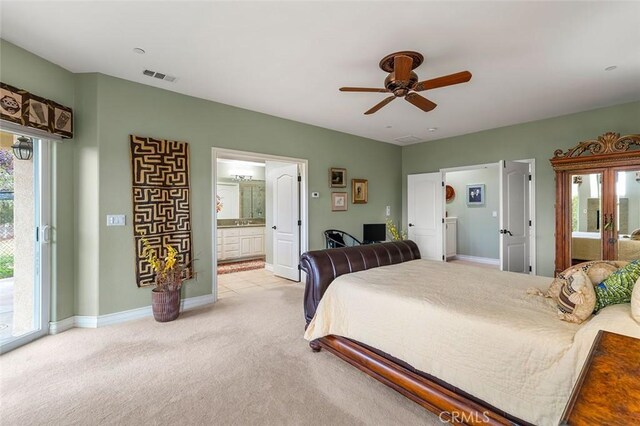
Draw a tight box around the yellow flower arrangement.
[140,232,184,291]
[386,218,407,241]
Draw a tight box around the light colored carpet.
[0,285,441,425]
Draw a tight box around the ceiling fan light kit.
[340,50,472,115]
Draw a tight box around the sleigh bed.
[300,241,640,426]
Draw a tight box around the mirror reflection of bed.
[571,171,640,264]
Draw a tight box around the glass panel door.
[0,132,49,353]
[570,173,602,264]
[616,170,640,261]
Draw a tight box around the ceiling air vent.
[142,69,177,83]
[393,135,422,145]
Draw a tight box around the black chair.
[324,229,362,249]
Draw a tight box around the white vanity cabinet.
[445,217,457,259]
[217,226,265,261]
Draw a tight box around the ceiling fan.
[340,51,472,115]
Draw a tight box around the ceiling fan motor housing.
[385,71,418,97]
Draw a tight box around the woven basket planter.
[151,288,181,322]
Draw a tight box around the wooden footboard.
[315,335,519,426]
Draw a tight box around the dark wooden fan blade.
[340,87,390,93]
[394,55,413,81]
[364,96,396,115]
[405,93,437,112]
[413,71,472,92]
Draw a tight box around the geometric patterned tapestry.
[130,135,193,287]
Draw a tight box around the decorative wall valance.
[0,82,73,139]
[130,135,194,287]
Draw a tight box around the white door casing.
[499,160,530,273]
[407,172,444,261]
[268,162,300,281]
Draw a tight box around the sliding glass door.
[0,132,49,353]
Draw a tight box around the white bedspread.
[304,260,640,425]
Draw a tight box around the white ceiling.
[1,1,639,145]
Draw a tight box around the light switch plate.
[492,211,498,217]
[107,215,126,226]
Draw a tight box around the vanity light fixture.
[12,136,33,160]
[232,174,252,182]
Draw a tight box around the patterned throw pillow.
[557,269,597,324]
[594,260,640,312]
[632,278,640,324]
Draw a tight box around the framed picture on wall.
[351,179,368,204]
[466,184,485,206]
[329,168,346,187]
[51,101,73,138]
[331,192,348,211]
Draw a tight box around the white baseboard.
[48,316,74,334]
[264,263,274,272]
[452,255,500,266]
[48,294,216,334]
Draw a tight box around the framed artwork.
[466,184,485,206]
[0,83,26,124]
[24,93,51,132]
[351,179,368,204]
[331,192,348,211]
[329,168,346,188]
[51,101,73,138]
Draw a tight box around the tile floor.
[217,268,298,298]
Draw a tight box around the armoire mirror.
[551,132,640,275]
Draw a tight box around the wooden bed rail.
[316,336,517,426]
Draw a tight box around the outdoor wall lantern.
[12,136,33,161]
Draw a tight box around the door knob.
[272,226,277,230]
[408,223,415,227]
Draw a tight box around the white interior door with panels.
[499,160,530,273]
[407,172,444,261]
[267,161,300,281]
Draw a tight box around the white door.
[268,162,300,281]
[499,160,530,273]
[407,172,444,261]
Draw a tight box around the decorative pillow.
[631,229,640,241]
[556,269,597,324]
[594,260,640,312]
[540,261,620,302]
[632,277,640,324]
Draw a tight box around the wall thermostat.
[311,192,320,198]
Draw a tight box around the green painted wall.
[0,39,76,321]
[93,74,402,315]
[445,167,500,259]
[402,101,640,277]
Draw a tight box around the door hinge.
[297,220,302,226]
[297,264,301,271]
[529,174,532,181]
[529,265,532,272]
[442,255,445,261]
[297,175,301,182]
[442,218,445,223]
[36,226,39,242]
[529,220,532,226]
[442,181,445,187]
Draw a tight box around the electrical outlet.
[107,215,126,226]
[386,206,391,216]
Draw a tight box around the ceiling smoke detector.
[142,69,177,82]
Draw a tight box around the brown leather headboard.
[299,240,421,326]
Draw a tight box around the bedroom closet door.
[407,172,444,261]
[499,161,530,273]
